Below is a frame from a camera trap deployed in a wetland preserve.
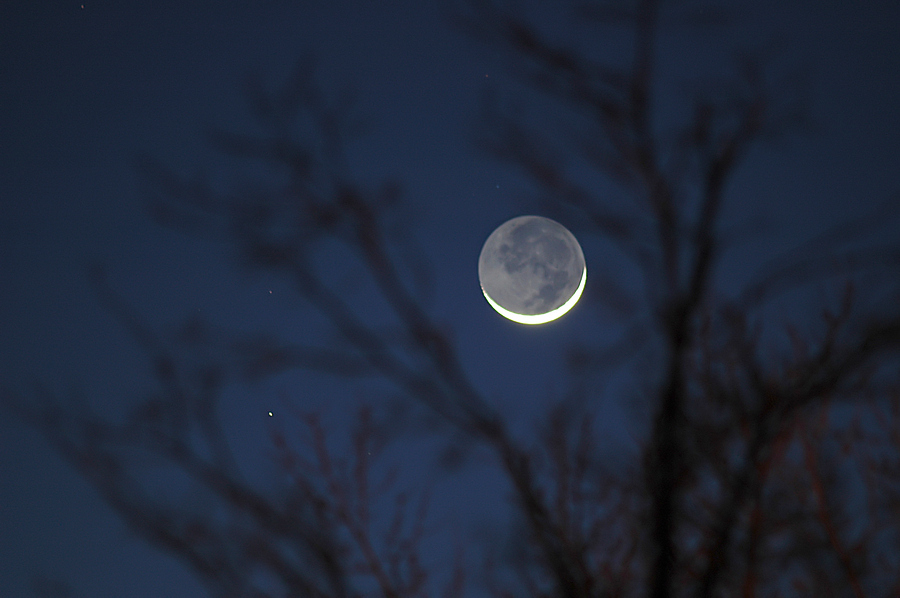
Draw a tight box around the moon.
[478,215,586,325]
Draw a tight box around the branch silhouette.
[6,1,900,597]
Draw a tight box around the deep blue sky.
[1,1,899,596]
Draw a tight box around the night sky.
[2,1,899,596]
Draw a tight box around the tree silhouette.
[9,1,900,597]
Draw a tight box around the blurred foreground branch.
[7,1,900,597]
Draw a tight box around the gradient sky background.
[2,1,899,596]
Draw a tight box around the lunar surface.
[478,215,586,324]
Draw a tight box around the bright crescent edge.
[482,264,587,325]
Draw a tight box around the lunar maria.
[478,215,586,325]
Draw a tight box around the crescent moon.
[478,215,586,325]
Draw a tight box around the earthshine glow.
[478,215,586,325]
